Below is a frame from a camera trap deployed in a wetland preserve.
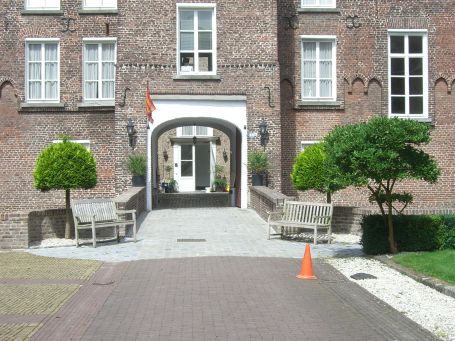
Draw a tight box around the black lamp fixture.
[223,149,228,162]
[259,120,269,147]
[126,118,137,149]
[192,136,197,145]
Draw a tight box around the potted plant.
[127,153,146,187]
[169,179,178,193]
[213,177,227,192]
[248,150,268,186]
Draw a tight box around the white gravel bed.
[29,238,76,248]
[327,257,455,341]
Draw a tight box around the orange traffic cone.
[296,244,317,280]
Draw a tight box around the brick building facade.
[0,0,454,217]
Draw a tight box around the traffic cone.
[296,244,317,280]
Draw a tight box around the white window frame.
[25,0,60,10]
[25,38,60,103]
[301,140,319,151]
[176,3,217,75]
[82,38,117,102]
[388,29,428,119]
[301,35,337,101]
[82,0,117,9]
[53,139,90,151]
[177,126,213,137]
[301,0,336,8]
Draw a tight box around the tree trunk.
[65,189,71,239]
[387,199,398,254]
[326,192,332,204]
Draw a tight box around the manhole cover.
[350,273,377,280]
[177,239,207,242]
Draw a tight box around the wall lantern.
[193,136,197,145]
[163,150,169,162]
[259,120,269,147]
[223,149,228,162]
[126,118,137,149]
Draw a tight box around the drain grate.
[350,272,377,280]
[177,239,207,242]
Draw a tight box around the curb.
[374,255,455,299]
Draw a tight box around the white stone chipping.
[327,257,455,341]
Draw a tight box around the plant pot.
[252,174,265,186]
[132,175,146,187]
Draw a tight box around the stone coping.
[249,186,293,203]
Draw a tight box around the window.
[25,0,60,10]
[388,31,428,118]
[177,5,216,74]
[178,126,212,136]
[53,140,90,150]
[301,140,318,151]
[83,0,117,9]
[301,0,335,8]
[83,39,116,101]
[26,40,59,102]
[301,36,336,100]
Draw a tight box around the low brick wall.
[249,186,294,221]
[0,186,147,249]
[157,192,230,209]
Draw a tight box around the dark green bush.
[361,215,442,255]
[439,215,455,250]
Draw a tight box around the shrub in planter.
[127,154,146,186]
[213,178,227,192]
[248,150,268,186]
[361,214,442,255]
[439,215,455,250]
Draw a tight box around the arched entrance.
[146,95,248,209]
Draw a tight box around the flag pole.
[146,80,152,211]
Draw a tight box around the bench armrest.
[75,214,96,224]
[267,211,283,222]
[116,209,136,214]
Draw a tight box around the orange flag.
[145,82,156,124]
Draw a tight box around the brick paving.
[34,257,437,341]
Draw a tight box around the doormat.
[177,239,207,242]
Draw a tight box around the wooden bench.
[267,201,333,244]
[72,199,137,247]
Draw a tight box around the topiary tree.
[34,136,97,239]
[290,142,345,203]
[325,117,440,254]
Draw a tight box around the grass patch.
[392,249,455,284]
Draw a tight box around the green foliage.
[127,154,147,176]
[325,117,440,253]
[34,138,97,191]
[213,178,227,192]
[361,214,442,254]
[248,150,268,174]
[438,215,455,250]
[291,142,345,200]
[169,179,178,193]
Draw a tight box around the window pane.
[181,161,193,177]
[303,61,316,78]
[196,126,208,135]
[198,11,212,30]
[302,0,317,5]
[198,32,212,50]
[198,53,212,72]
[29,63,41,80]
[320,0,333,5]
[180,53,194,72]
[45,81,58,99]
[391,58,404,75]
[29,82,41,99]
[182,126,193,136]
[409,36,423,53]
[181,145,192,160]
[28,44,42,61]
[102,44,115,61]
[180,32,194,50]
[319,61,332,78]
[390,36,404,53]
[102,81,114,98]
[391,97,405,114]
[303,80,316,97]
[44,44,57,61]
[409,77,423,95]
[410,97,423,114]
[391,77,405,95]
[85,44,99,61]
[409,58,423,75]
[85,63,98,81]
[180,11,194,30]
[319,42,332,59]
[320,80,332,97]
[45,62,57,81]
[303,42,316,59]
[102,62,115,80]
[85,82,98,99]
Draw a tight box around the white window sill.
[21,9,63,15]
[297,100,341,107]
[389,115,432,123]
[78,101,115,109]
[21,102,64,108]
[173,75,221,81]
[78,8,118,14]
[297,7,340,13]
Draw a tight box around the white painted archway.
[146,95,248,210]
